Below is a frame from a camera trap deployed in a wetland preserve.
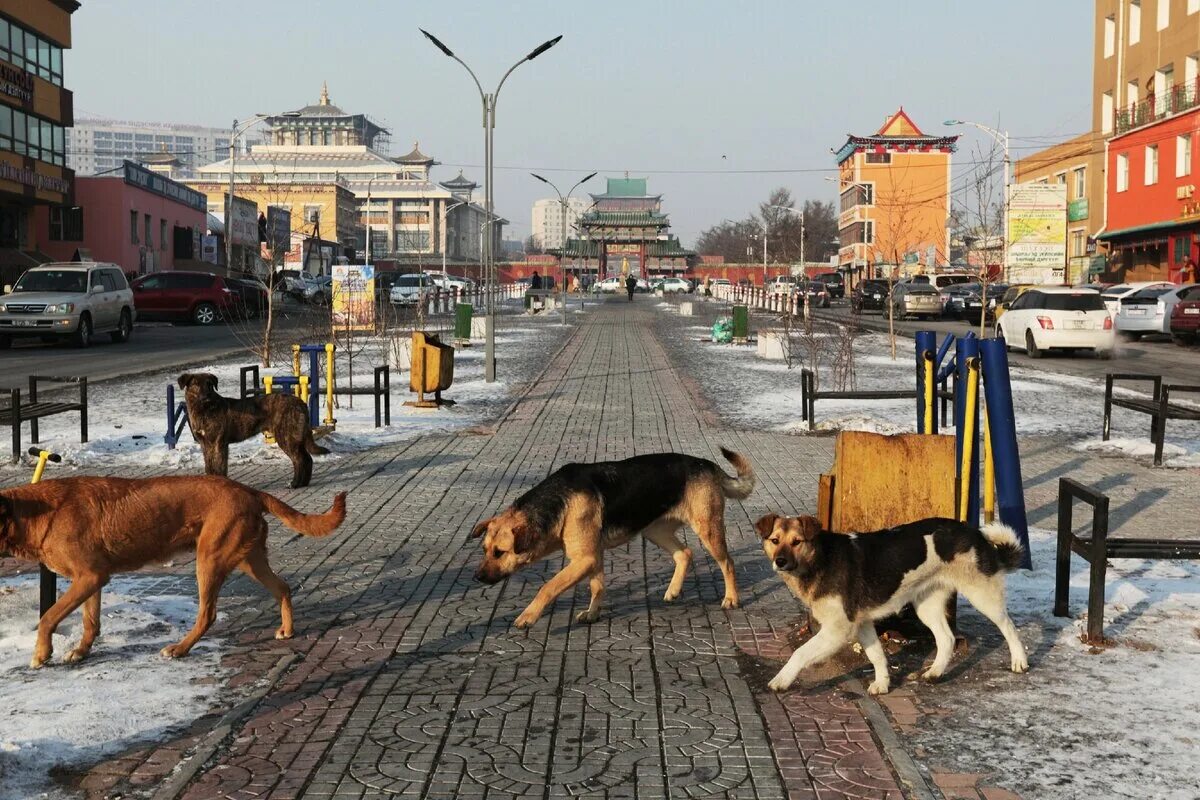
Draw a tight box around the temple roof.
[590,177,661,200]
[440,170,477,190]
[396,141,434,165]
[580,210,670,227]
[834,107,958,165]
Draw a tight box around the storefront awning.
[1094,220,1188,241]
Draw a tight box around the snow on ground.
[0,309,567,477]
[656,309,1200,464]
[0,576,227,799]
[911,527,1200,799]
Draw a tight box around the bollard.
[914,331,937,433]
[954,335,981,525]
[958,356,980,522]
[979,338,1032,567]
[291,344,301,378]
[732,305,749,343]
[324,342,336,427]
[983,404,994,523]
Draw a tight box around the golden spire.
[320,81,330,106]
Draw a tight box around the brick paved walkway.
[14,299,1195,799]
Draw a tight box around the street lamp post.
[421,29,562,383]
[442,199,468,277]
[531,171,596,325]
[825,175,871,284]
[226,112,297,278]
[945,119,1010,281]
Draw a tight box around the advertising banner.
[224,194,259,247]
[331,263,375,331]
[1007,182,1067,283]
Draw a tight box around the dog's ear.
[469,518,491,540]
[512,523,536,554]
[797,516,822,539]
[206,374,218,391]
[177,373,192,389]
[754,514,779,539]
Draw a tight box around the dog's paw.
[767,669,797,692]
[867,678,891,696]
[159,644,189,659]
[1010,654,1029,674]
[513,611,539,629]
[921,667,944,682]
[575,608,601,624]
[721,595,740,610]
[275,627,293,640]
[62,648,90,664]
[663,587,681,602]
[29,654,49,670]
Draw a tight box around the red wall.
[1107,107,1200,230]
[33,177,207,273]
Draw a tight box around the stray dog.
[755,514,1028,695]
[179,372,328,488]
[471,448,755,628]
[0,475,347,668]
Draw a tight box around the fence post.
[165,384,176,449]
[1054,480,1073,617]
[979,337,1031,567]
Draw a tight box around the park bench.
[0,375,88,462]
[247,363,392,427]
[1054,477,1200,642]
[800,368,919,431]
[1102,372,1200,465]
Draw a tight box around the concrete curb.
[844,679,938,800]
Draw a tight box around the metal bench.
[800,368,919,431]
[1054,477,1200,642]
[331,365,391,427]
[1102,373,1200,465]
[0,375,88,462]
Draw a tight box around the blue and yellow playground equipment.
[28,446,61,616]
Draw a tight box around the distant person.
[625,274,637,301]
[571,275,581,294]
[1182,258,1197,284]
[703,276,712,298]
[530,271,542,290]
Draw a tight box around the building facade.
[191,87,500,270]
[32,160,207,273]
[531,196,587,250]
[834,109,957,280]
[559,177,695,279]
[0,0,76,285]
[67,118,263,179]
[1014,133,1101,283]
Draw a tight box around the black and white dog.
[754,514,1029,695]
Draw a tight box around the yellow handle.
[958,357,980,523]
[31,452,50,484]
[983,402,995,524]
[324,342,336,426]
[292,344,301,378]
[923,352,934,435]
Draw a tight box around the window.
[145,213,153,249]
[1128,79,1140,109]
[1042,293,1106,311]
[1192,0,1200,13]
[1146,144,1159,184]
[105,269,128,290]
[1056,171,1067,185]
[1159,0,1170,29]
[1155,66,1174,113]
[1105,14,1117,57]
[99,271,120,293]
[130,210,139,244]
[0,19,63,86]
[1074,166,1087,198]
[160,219,167,250]
[1102,91,1114,134]
[865,152,891,164]
[1179,135,1193,176]
[1130,0,1142,44]
[1188,55,1199,89]
[1175,233,1192,261]
[1117,152,1130,191]
[90,271,105,291]
[49,206,83,242]
[1071,230,1087,258]
[137,275,164,290]
[303,205,321,224]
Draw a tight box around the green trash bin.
[732,305,749,341]
[455,303,473,341]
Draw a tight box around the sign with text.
[122,161,206,211]
[224,193,259,247]
[1007,182,1067,278]
[331,263,375,331]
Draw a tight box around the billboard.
[331,263,375,331]
[224,193,259,247]
[1007,182,1067,283]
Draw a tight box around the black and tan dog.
[755,514,1028,695]
[471,448,755,628]
[178,372,328,488]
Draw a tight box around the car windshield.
[13,270,89,293]
[1042,293,1106,311]
[396,276,425,287]
[1127,287,1172,300]
[905,286,938,295]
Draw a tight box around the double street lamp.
[226,111,298,278]
[531,171,596,325]
[420,29,562,383]
[944,119,1010,280]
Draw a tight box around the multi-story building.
[192,85,499,267]
[833,108,957,281]
[0,0,76,285]
[1014,134,1098,283]
[531,196,587,251]
[67,118,263,179]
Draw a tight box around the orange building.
[834,109,957,281]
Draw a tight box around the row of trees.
[695,188,838,265]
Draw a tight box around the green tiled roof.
[581,211,669,227]
[646,239,695,257]
[601,177,647,197]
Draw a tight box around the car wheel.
[193,302,218,325]
[73,314,92,348]
[1173,334,1195,347]
[111,309,132,343]
[1095,348,1113,360]
[1025,329,1041,359]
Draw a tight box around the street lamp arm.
[496,35,559,106]
[530,172,564,201]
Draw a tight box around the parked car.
[710,278,732,288]
[0,262,135,348]
[389,273,434,305]
[301,275,333,305]
[811,272,845,298]
[655,277,691,293]
[737,278,753,287]
[425,271,476,293]
[891,282,942,320]
[926,272,972,291]
[131,271,241,325]
[1099,281,1174,317]
[941,285,984,321]
[993,284,1034,322]
[793,279,831,308]
[850,279,890,314]
[227,277,269,318]
[769,276,796,296]
[593,276,623,294]
[1169,284,1200,344]
[374,271,401,304]
[995,287,1113,359]
[1114,283,1197,338]
[272,269,309,297]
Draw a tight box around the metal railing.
[1114,79,1200,135]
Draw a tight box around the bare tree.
[951,141,1006,336]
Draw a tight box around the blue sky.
[70,1,1091,244]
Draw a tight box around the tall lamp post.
[944,119,1010,281]
[420,29,562,383]
[226,112,296,277]
[825,175,872,284]
[531,171,596,325]
[441,199,468,276]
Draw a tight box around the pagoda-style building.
[559,177,694,278]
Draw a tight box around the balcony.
[1114,80,1200,135]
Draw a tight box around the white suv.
[995,286,1113,359]
[0,262,136,349]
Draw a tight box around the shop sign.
[0,63,33,104]
[1068,198,1089,222]
[0,162,69,194]
[122,161,206,212]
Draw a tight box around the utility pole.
[531,171,596,325]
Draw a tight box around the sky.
[68,0,1092,245]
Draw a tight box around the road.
[815,301,1200,385]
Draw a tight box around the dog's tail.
[980,521,1024,572]
[305,430,330,456]
[717,447,756,500]
[259,490,347,537]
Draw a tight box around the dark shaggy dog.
[755,514,1028,695]
[0,475,346,667]
[471,448,755,628]
[178,372,328,488]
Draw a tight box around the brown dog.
[471,449,755,628]
[0,475,347,668]
[179,372,328,488]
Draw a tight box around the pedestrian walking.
[530,271,543,290]
[625,274,637,302]
[571,275,581,294]
[703,276,712,298]
[1181,258,1197,284]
